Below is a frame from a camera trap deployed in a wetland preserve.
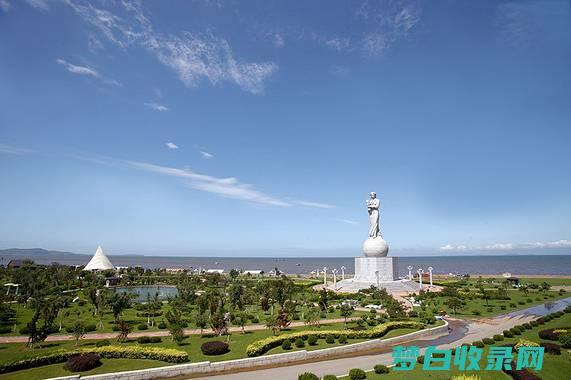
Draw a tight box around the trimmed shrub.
[522,323,532,330]
[325,335,335,344]
[515,339,539,352]
[137,336,151,344]
[472,341,485,348]
[510,327,522,335]
[540,342,561,355]
[137,323,148,330]
[158,321,167,329]
[493,334,504,341]
[374,364,389,374]
[150,336,162,343]
[295,338,305,348]
[538,328,567,341]
[482,338,495,345]
[95,339,110,347]
[246,321,424,357]
[560,332,571,348]
[298,373,319,380]
[502,360,542,380]
[349,368,367,380]
[307,335,318,346]
[323,376,338,380]
[503,330,514,338]
[64,353,101,372]
[201,341,230,355]
[282,339,292,350]
[339,335,348,344]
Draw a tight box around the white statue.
[366,192,382,238]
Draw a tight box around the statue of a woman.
[366,192,381,238]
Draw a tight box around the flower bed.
[246,321,424,357]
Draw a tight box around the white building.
[84,246,115,271]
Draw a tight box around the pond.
[115,285,178,302]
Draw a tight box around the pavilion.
[84,246,115,271]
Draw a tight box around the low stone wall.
[52,321,448,380]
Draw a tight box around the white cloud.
[66,0,277,94]
[88,34,105,53]
[545,240,571,248]
[127,160,334,208]
[26,0,49,11]
[439,244,467,251]
[337,219,359,225]
[56,58,100,77]
[0,0,12,12]
[324,37,351,52]
[56,58,120,86]
[357,0,421,56]
[165,142,178,150]
[0,144,32,155]
[272,33,285,47]
[200,151,214,160]
[145,102,169,112]
[484,243,514,250]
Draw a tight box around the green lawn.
[418,290,569,319]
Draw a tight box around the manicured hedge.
[0,345,188,374]
[64,353,101,372]
[298,373,319,380]
[540,342,561,355]
[349,368,367,380]
[201,341,230,355]
[374,364,389,374]
[246,321,424,357]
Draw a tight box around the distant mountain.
[0,248,84,256]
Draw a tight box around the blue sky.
[1,0,570,257]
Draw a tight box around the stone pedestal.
[353,257,398,283]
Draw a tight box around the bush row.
[246,321,424,357]
[0,345,188,374]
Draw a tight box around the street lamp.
[340,266,346,281]
[323,267,328,286]
[332,268,338,290]
[408,265,413,281]
[428,267,434,288]
[417,268,424,290]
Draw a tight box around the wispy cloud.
[56,58,120,86]
[145,102,169,112]
[337,219,359,225]
[0,0,12,12]
[165,142,178,150]
[440,240,571,251]
[356,0,421,56]
[65,0,277,94]
[324,37,351,52]
[200,151,214,160]
[26,0,49,11]
[126,160,333,208]
[0,144,32,155]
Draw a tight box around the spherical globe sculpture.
[363,237,389,257]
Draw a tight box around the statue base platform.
[354,256,397,282]
[335,256,421,294]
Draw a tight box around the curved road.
[191,297,571,380]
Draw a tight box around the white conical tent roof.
[84,246,115,271]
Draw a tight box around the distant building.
[84,246,115,271]
[7,259,25,269]
[206,269,224,274]
[242,270,263,276]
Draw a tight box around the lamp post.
[323,267,328,286]
[417,269,424,290]
[340,266,346,281]
[332,268,338,290]
[408,265,413,281]
[428,267,434,288]
[316,268,320,279]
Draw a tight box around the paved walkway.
[0,318,355,344]
[191,297,571,380]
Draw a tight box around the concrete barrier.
[53,320,448,380]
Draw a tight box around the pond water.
[115,286,178,302]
